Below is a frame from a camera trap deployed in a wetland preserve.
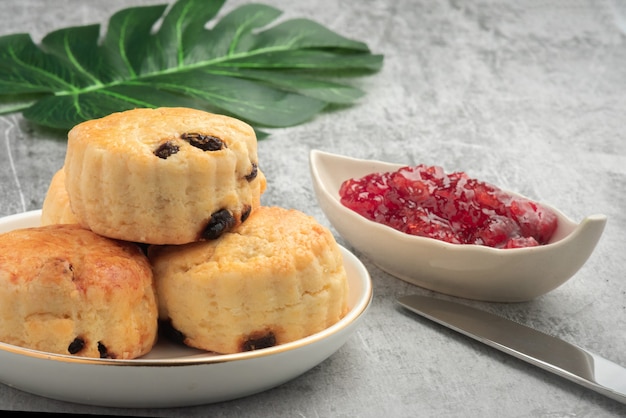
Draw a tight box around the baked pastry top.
[149,206,349,354]
[0,224,158,359]
[63,107,266,244]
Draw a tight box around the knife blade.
[397,295,626,404]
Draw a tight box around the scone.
[41,168,79,225]
[149,206,349,354]
[0,224,158,359]
[63,107,267,245]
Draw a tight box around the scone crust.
[0,224,158,359]
[64,107,266,244]
[149,206,349,354]
[41,168,79,225]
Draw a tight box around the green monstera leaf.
[0,0,383,134]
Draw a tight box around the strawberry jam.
[339,165,558,249]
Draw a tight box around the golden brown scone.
[0,224,158,359]
[64,107,267,245]
[149,206,349,354]
[41,169,79,225]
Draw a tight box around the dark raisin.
[98,341,115,359]
[242,331,276,351]
[154,141,180,159]
[181,133,225,151]
[240,205,252,223]
[68,337,85,354]
[244,163,258,182]
[159,319,187,345]
[202,209,236,240]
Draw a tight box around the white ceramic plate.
[310,150,607,302]
[0,210,373,408]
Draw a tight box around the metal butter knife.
[397,295,626,404]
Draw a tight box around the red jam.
[339,165,558,249]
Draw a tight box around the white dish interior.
[310,150,607,302]
[0,210,373,408]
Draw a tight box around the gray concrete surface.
[1,0,625,416]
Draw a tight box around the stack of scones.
[0,107,349,358]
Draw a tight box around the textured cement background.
[1,0,625,416]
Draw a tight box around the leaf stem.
[54,44,357,97]
[0,102,35,115]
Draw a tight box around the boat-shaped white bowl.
[310,150,607,302]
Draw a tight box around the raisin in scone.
[149,206,349,354]
[41,168,79,225]
[64,107,267,245]
[0,224,158,359]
